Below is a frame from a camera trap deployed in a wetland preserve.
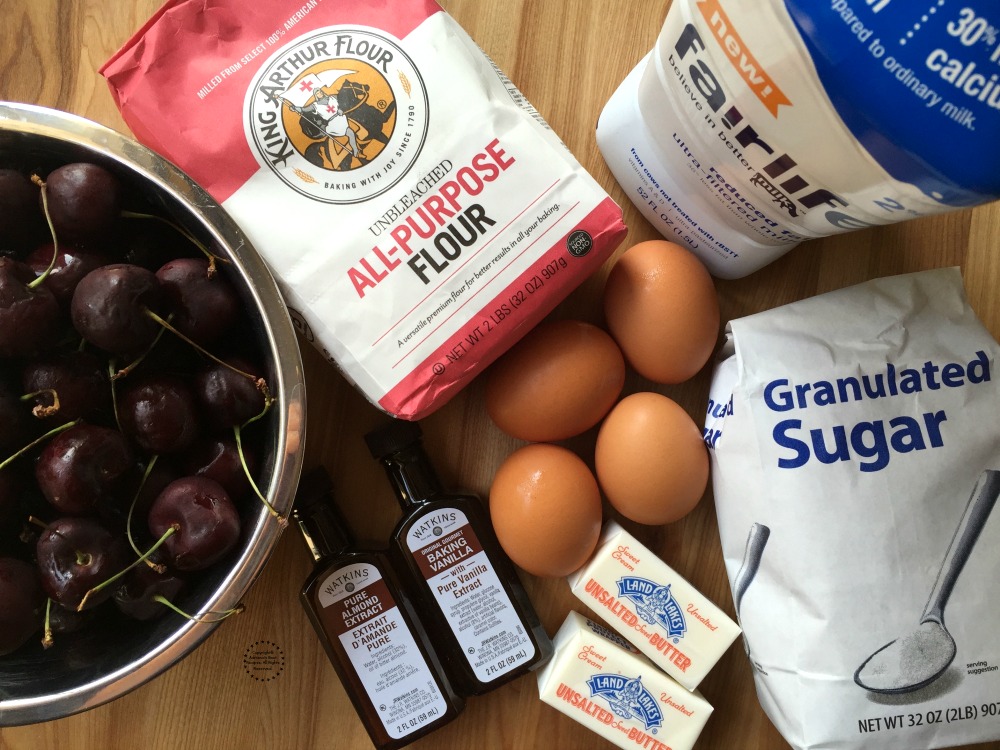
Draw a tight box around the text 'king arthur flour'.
[101,0,626,418]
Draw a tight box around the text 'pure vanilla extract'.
[365,419,553,696]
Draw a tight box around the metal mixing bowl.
[0,102,306,724]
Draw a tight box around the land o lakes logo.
[246,26,428,204]
[617,577,687,641]
[587,673,663,731]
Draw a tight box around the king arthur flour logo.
[246,26,428,204]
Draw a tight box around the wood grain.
[2,0,1000,749]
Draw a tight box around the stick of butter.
[537,611,713,750]
[568,521,741,690]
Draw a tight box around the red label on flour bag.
[100,0,626,419]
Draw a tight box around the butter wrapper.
[568,521,740,690]
[537,611,713,750]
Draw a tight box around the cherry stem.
[111,319,172,381]
[151,595,245,623]
[76,524,178,612]
[234,423,285,526]
[42,599,54,650]
[27,515,49,530]
[125,456,165,568]
[241,389,274,430]
[0,419,79,472]
[107,359,125,437]
[120,210,227,275]
[142,306,274,405]
[21,388,60,418]
[28,174,59,289]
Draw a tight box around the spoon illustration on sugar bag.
[734,522,770,659]
[854,469,1000,694]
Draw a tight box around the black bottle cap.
[293,466,354,560]
[364,418,422,459]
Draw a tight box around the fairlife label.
[596,0,1000,278]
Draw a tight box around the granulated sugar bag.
[706,268,1000,750]
[101,0,625,419]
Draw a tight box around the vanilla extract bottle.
[364,419,553,696]
[293,468,464,750]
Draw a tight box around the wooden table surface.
[2,1,1000,749]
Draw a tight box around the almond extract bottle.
[364,419,553,696]
[293,468,464,750]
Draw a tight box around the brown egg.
[489,443,603,577]
[603,240,720,384]
[484,319,625,442]
[595,392,708,525]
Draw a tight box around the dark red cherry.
[43,162,122,243]
[0,381,34,452]
[0,257,61,358]
[0,169,44,254]
[119,374,200,454]
[70,263,162,354]
[35,423,133,515]
[46,603,95,636]
[148,476,240,572]
[113,564,185,621]
[194,357,266,431]
[36,516,127,611]
[156,258,241,345]
[26,241,113,305]
[182,437,254,501]
[22,350,110,423]
[0,557,44,655]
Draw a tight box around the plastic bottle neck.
[380,443,444,511]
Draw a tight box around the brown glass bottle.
[364,419,553,697]
[293,468,464,750]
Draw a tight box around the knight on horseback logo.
[247,27,428,203]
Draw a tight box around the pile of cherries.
[0,160,273,658]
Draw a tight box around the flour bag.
[101,0,626,419]
[706,268,1000,749]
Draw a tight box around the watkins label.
[406,508,535,682]
[586,673,664,732]
[316,562,448,740]
[246,25,429,203]
[408,511,459,544]
[617,577,688,641]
